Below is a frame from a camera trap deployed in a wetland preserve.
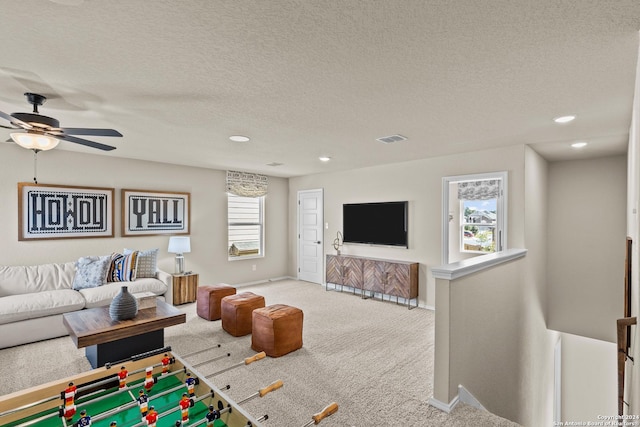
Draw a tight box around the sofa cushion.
[0,262,76,297]
[0,289,85,325]
[107,252,139,282]
[72,255,111,290]
[124,248,158,278]
[80,278,169,308]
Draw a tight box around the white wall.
[522,146,559,425]
[561,333,617,421]
[288,144,526,309]
[627,34,640,416]
[0,144,289,286]
[547,155,627,343]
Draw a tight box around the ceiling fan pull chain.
[33,149,38,184]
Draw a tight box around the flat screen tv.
[342,201,408,247]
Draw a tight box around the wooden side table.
[172,273,199,305]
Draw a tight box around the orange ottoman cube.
[221,292,265,337]
[252,304,303,357]
[197,284,237,321]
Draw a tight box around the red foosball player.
[145,406,158,427]
[144,367,154,392]
[161,353,171,375]
[178,392,191,424]
[137,389,149,418]
[185,372,196,397]
[118,366,128,389]
[63,382,77,423]
[205,405,220,427]
[77,409,91,426]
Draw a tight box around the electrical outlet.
[252,264,256,271]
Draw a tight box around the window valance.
[457,179,500,200]
[226,170,269,197]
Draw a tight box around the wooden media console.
[325,254,418,309]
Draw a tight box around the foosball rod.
[181,344,222,358]
[90,380,191,424]
[188,381,282,427]
[236,380,283,405]
[0,359,175,420]
[243,415,269,427]
[205,352,266,378]
[80,363,183,404]
[301,402,339,427]
[191,352,231,368]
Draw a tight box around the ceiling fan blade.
[59,134,117,151]
[61,127,123,137]
[0,110,31,129]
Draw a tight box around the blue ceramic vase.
[109,286,138,321]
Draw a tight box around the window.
[442,172,507,264]
[228,194,264,259]
[461,196,498,253]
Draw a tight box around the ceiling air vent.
[376,134,407,144]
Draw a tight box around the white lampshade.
[11,132,60,151]
[168,236,191,254]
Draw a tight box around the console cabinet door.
[384,262,418,299]
[326,255,343,285]
[363,259,384,293]
[342,256,363,289]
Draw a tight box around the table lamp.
[168,236,191,274]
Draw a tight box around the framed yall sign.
[122,189,190,236]
[18,183,114,241]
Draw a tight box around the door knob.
[316,241,322,244]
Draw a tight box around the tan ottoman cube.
[197,284,237,321]
[221,292,265,336]
[252,304,303,357]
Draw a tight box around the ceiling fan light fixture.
[11,132,60,151]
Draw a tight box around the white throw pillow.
[124,248,158,278]
[72,255,111,290]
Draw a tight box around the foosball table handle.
[309,402,339,425]
[244,351,266,365]
[259,379,284,397]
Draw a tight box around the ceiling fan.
[0,92,122,151]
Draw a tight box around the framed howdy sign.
[18,182,114,241]
[121,189,190,236]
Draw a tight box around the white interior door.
[297,189,324,284]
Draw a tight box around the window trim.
[227,194,265,261]
[441,171,507,265]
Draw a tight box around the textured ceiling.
[1,1,639,177]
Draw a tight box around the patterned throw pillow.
[107,252,139,282]
[124,248,158,278]
[72,255,111,290]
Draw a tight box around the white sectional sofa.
[0,257,173,349]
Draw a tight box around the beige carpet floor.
[0,279,520,426]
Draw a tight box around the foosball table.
[0,347,337,427]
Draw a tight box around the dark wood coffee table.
[63,299,186,368]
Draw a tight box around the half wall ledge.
[432,248,528,281]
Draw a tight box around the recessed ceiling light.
[319,156,331,162]
[553,115,576,124]
[229,135,250,142]
[571,142,588,148]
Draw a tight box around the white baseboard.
[234,276,296,287]
[428,385,486,413]
[428,395,459,413]
[458,384,487,411]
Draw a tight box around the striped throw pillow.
[107,252,139,282]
